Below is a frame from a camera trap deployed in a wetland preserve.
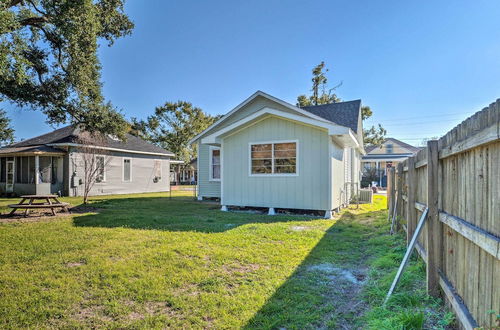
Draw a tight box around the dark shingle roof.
[0,145,66,155]
[301,100,361,133]
[8,126,174,156]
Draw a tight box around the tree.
[297,62,386,147]
[0,0,134,138]
[363,123,387,147]
[0,109,14,145]
[296,61,342,107]
[73,133,110,204]
[131,101,221,184]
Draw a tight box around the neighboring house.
[170,158,197,185]
[190,91,364,218]
[361,138,421,187]
[0,126,174,196]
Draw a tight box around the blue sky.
[5,0,500,145]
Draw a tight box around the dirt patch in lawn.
[65,261,86,268]
[0,211,71,223]
[74,305,113,323]
[306,263,369,328]
[307,264,366,285]
[222,262,262,274]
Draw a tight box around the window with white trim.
[123,158,131,182]
[210,148,220,180]
[96,156,105,182]
[251,142,297,175]
[154,160,162,181]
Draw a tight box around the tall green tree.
[297,62,386,147]
[0,109,14,146]
[296,61,341,107]
[0,0,134,138]
[132,101,221,164]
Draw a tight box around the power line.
[366,118,467,127]
[364,112,475,124]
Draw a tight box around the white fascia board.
[331,129,364,152]
[47,143,174,157]
[200,107,349,144]
[361,157,408,162]
[189,90,337,145]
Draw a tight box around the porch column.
[35,155,40,186]
[376,161,381,186]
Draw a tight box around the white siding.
[331,140,345,210]
[197,143,221,198]
[69,150,170,196]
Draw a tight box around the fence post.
[426,140,442,297]
[396,163,403,231]
[387,167,395,213]
[406,157,416,245]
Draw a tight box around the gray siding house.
[190,91,365,218]
[0,126,173,196]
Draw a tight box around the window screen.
[96,156,105,182]
[16,157,22,183]
[123,159,131,181]
[251,142,297,175]
[39,156,52,183]
[0,158,5,182]
[211,149,220,179]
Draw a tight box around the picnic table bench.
[8,195,70,217]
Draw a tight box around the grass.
[0,192,451,329]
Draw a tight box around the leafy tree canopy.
[0,109,15,145]
[0,0,134,138]
[297,61,386,147]
[131,101,221,164]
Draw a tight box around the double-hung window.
[209,147,221,181]
[250,141,297,175]
[96,156,105,182]
[123,158,132,182]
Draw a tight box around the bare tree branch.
[75,133,111,203]
[26,0,47,16]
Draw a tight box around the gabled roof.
[7,126,174,156]
[365,137,421,153]
[190,91,362,145]
[301,100,362,133]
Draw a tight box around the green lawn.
[0,193,451,329]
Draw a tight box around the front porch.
[0,146,65,196]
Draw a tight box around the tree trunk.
[175,165,180,186]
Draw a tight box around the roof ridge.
[300,99,361,109]
[10,125,76,147]
[385,137,420,151]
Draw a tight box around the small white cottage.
[190,91,364,218]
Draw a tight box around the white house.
[0,126,173,196]
[190,91,364,218]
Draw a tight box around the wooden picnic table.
[8,195,70,217]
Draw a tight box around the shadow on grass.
[72,196,318,233]
[243,208,389,329]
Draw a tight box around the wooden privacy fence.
[387,99,500,329]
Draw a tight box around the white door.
[6,160,14,193]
